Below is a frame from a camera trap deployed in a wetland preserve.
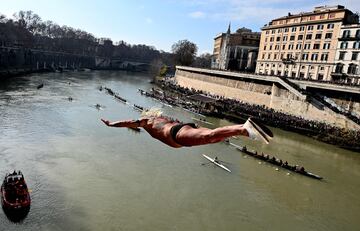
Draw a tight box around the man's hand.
[101,119,111,126]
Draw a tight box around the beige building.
[332,24,360,84]
[212,25,260,72]
[256,5,359,81]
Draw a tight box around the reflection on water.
[0,71,360,231]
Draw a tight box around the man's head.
[141,107,163,118]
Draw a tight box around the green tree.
[171,39,198,66]
[159,65,168,77]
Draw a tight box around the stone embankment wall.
[0,46,96,77]
[175,68,360,130]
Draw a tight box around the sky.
[1,0,359,54]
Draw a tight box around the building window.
[318,74,324,80]
[288,44,294,50]
[282,44,286,49]
[300,72,305,78]
[267,53,271,59]
[298,34,303,40]
[329,13,336,19]
[317,24,324,30]
[308,25,314,30]
[283,36,287,41]
[342,30,351,38]
[284,70,288,77]
[340,42,348,49]
[299,26,305,31]
[289,35,295,41]
[320,53,328,61]
[310,16,316,20]
[311,53,318,61]
[313,44,320,49]
[335,63,343,73]
[315,34,322,39]
[320,66,324,70]
[276,37,281,41]
[339,52,346,60]
[325,33,332,39]
[275,45,279,50]
[302,53,308,60]
[352,52,359,61]
[348,64,358,75]
[270,37,274,42]
[262,53,265,59]
[306,34,312,40]
[292,27,297,32]
[327,23,334,29]
[274,54,278,59]
[263,45,267,50]
[272,30,276,34]
[296,44,302,50]
[304,43,311,49]
[284,28,289,32]
[269,45,273,50]
[277,29,282,33]
[266,31,269,34]
[320,14,325,19]
[356,30,360,39]
[323,43,330,49]
[354,42,360,49]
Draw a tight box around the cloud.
[189,11,206,18]
[179,0,360,27]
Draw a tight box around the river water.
[0,71,359,231]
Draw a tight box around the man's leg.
[175,125,249,147]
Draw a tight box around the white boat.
[202,154,231,173]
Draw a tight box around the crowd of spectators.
[158,80,360,151]
[208,67,360,87]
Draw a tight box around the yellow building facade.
[256,5,359,81]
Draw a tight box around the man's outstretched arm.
[101,118,146,128]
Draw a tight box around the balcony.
[282,57,296,65]
[338,35,360,41]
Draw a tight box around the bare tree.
[193,53,212,68]
[13,10,41,34]
[171,39,198,66]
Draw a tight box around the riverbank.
[0,68,51,79]
[156,80,360,152]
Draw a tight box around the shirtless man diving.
[101,108,273,148]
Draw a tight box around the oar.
[218,160,231,165]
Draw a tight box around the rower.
[214,156,219,163]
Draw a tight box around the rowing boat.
[202,154,231,173]
[226,142,322,180]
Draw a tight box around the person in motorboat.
[101,108,273,148]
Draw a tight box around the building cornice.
[261,18,344,30]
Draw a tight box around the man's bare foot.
[243,118,273,144]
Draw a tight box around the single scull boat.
[202,154,231,173]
